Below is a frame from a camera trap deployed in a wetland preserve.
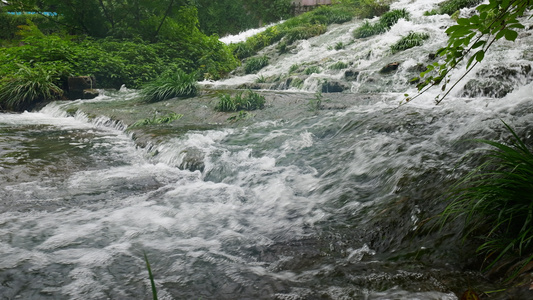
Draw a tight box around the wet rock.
[321,80,349,93]
[379,62,400,74]
[461,79,514,98]
[68,76,97,100]
[82,89,99,100]
[178,147,205,172]
[344,69,359,81]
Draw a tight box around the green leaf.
[475,50,485,62]
[504,30,518,41]
[472,40,486,49]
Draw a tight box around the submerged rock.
[178,147,205,172]
[379,62,400,74]
[321,80,349,93]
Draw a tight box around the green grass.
[0,63,64,111]
[143,252,158,300]
[304,66,321,75]
[215,90,265,112]
[440,121,533,277]
[229,0,388,60]
[329,61,349,70]
[353,9,410,39]
[140,69,198,103]
[390,32,430,54]
[244,56,269,74]
[424,0,483,16]
[290,77,304,89]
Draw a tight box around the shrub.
[244,56,269,74]
[140,69,198,103]
[390,32,430,54]
[440,122,533,276]
[215,90,265,112]
[329,61,349,70]
[0,64,64,111]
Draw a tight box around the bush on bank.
[0,19,238,111]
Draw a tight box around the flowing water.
[2,1,533,299]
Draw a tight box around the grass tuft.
[354,9,410,39]
[440,121,533,277]
[215,90,265,112]
[390,32,430,54]
[329,61,349,70]
[140,69,198,103]
[244,56,269,74]
[0,64,63,111]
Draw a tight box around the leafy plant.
[244,56,269,74]
[130,112,183,128]
[215,90,265,112]
[440,122,533,277]
[0,63,64,111]
[390,32,430,54]
[140,69,198,103]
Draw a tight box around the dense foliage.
[195,0,292,36]
[0,1,239,111]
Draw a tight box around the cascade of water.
[1,1,533,299]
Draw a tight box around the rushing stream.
[2,0,533,299]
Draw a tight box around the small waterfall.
[2,1,533,299]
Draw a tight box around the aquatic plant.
[244,56,269,74]
[440,122,533,277]
[130,112,183,128]
[0,63,63,111]
[215,90,265,112]
[390,32,430,54]
[139,69,198,103]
